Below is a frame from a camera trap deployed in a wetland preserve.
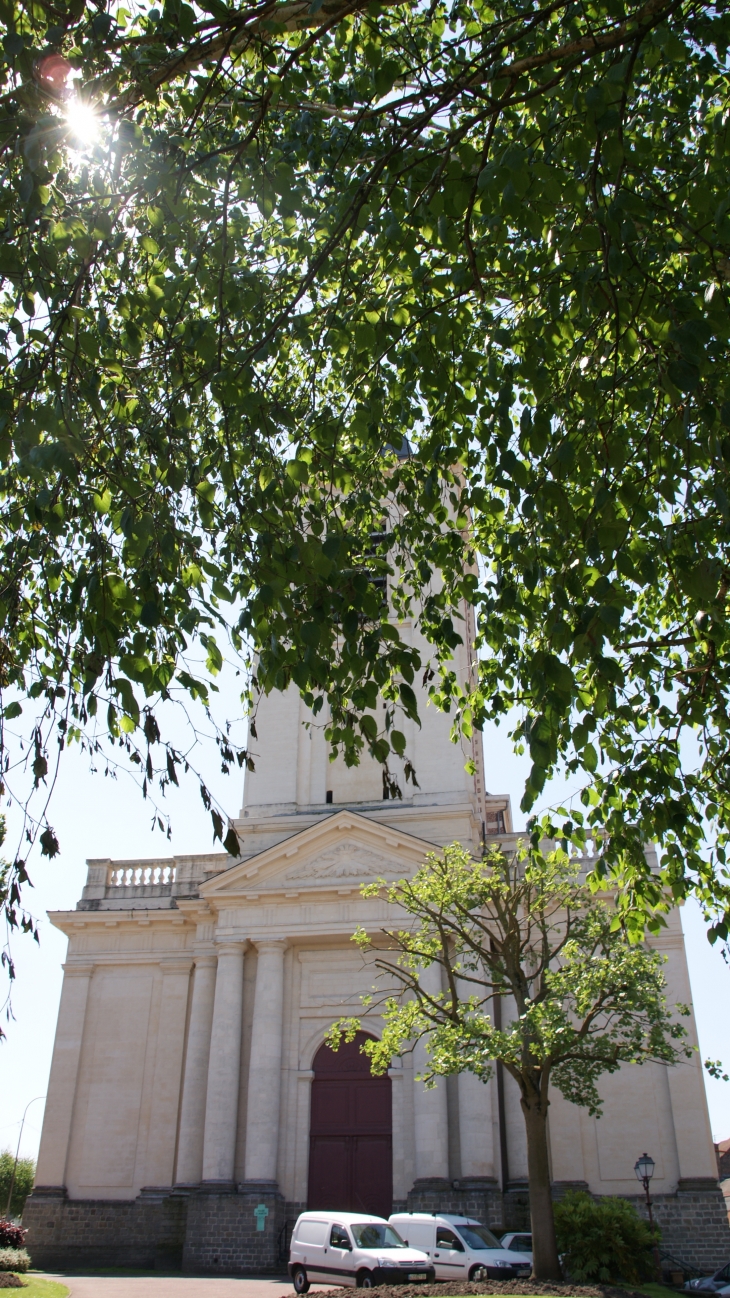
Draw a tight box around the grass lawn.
[634,1285,684,1297]
[3,1277,70,1298]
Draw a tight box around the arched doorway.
[308,1031,392,1217]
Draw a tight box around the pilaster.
[243,939,287,1184]
[34,962,94,1189]
[175,952,217,1187]
[412,962,449,1184]
[201,941,245,1187]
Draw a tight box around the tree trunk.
[521,1098,562,1281]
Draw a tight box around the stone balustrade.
[77,852,230,910]
[108,863,177,888]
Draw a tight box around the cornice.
[200,807,439,905]
[48,908,194,936]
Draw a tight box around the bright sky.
[1,692,729,1165]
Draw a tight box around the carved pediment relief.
[198,804,433,898]
[280,843,393,885]
[200,809,432,899]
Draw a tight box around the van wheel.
[292,1267,310,1294]
[357,1271,374,1288]
[469,1266,488,1282]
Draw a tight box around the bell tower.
[234,604,511,861]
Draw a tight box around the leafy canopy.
[1,0,730,941]
[329,842,692,1118]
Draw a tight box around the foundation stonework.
[635,1182,730,1271]
[182,1187,286,1274]
[22,1188,187,1272]
[24,644,730,1274]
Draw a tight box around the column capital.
[193,950,218,968]
[253,938,288,955]
[160,957,193,976]
[215,939,246,957]
[62,962,95,978]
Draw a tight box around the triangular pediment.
[199,810,436,899]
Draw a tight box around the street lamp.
[4,1097,46,1219]
[634,1152,661,1279]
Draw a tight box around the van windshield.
[455,1225,502,1251]
[351,1224,406,1249]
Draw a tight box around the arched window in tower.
[308,1031,392,1218]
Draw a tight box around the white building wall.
[32,621,719,1223]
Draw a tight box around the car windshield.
[456,1225,503,1251]
[351,1224,406,1250]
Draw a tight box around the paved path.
[41,1275,337,1298]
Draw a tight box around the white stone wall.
[37,813,718,1208]
[35,628,718,1213]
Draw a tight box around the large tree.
[328,841,692,1280]
[1,0,730,949]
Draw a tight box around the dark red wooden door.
[308,1032,392,1218]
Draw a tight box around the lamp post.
[4,1096,46,1219]
[634,1152,662,1280]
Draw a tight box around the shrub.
[0,1226,24,1250]
[0,1250,29,1274]
[554,1189,658,1284]
[0,1275,25,1289]
[0,1154,35,1221]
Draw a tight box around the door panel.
[309,1135,350,1210]
[353,1080,391,1131]
[352,1135,392,1218]
[308,1032,392,1215]
[311,1080,352,1132]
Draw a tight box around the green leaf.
[390,728,406,756]
[286,458,309,484]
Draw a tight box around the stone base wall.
[22,1187,187,1272]
[633,1179,730,1272]
[183,1185,285,1274]
[22,1177,730,1275]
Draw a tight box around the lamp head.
[634,1152,655,1183]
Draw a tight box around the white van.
[389,1213,533,1282]
[288,1211,435,1292]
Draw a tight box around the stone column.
[389,1065,408,1201]
[456,973,496,1180]
[201,941,245,1187]
[35,962,94,1189]
[175,952,218,1187]
[413,962,449,1182]
[458,1071,496,1178]
[243,940,287,1183]
[143,956,193,1189]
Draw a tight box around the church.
[23,614,730,1274]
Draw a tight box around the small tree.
[329,842,691,1281]
[553,1190,658,1284]
[0,1152,35,1221]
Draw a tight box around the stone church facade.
[24,624,730,1273]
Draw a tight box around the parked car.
[500,1232,533,1266]
[288,1211,435,1292]
[685,1264,730,1293]
[389,1212,533,1282]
